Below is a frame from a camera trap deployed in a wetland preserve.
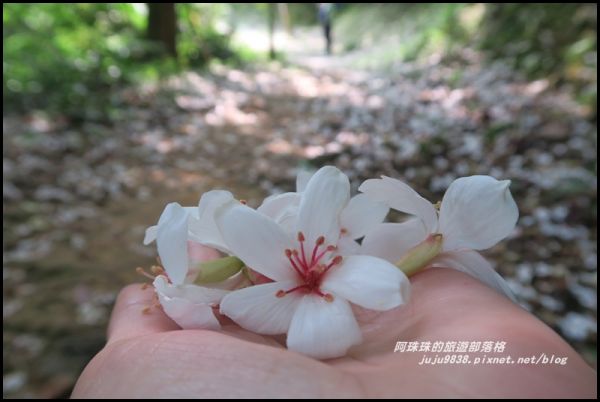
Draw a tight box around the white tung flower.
[143,202,230,330]
[360,175,519,301]
[144,190,237,255]
[217,166,410,359]
[256,169,389,255]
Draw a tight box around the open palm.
[72,265,596,398]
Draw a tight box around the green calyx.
[194,256,245,284]
[395,233,443,277]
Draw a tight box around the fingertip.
[118,283,154,303]
[107,283,179,343]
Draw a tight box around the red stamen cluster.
[277,232,342,301]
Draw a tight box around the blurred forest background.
[3,3,597,398]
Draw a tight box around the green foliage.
[480,4,596,79]
[3,3,251,120]
[177,4,234,67]
[334,4,596,111]
[479,4,597,113]
[227,3,320,27]
[3,4,148,119]
[334,4,476,68]
[286,3,321,26]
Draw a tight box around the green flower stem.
[395,234,443,277]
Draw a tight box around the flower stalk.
[395,234,443,277]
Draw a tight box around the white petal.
[257,192,300,224]
[287,295,362,359]
[146,205,196,246]
[188,190,237,254]
[275,209,299,237]
[336,236,361,255]
[296,169,314,192]
[219,281,302,335]
[321,255,410,310]
[153,275,229,303]
[147,206,197,246]
[439,176,519,251]
[183,206,199,219]
[340,194,389,239]
[430,251,517,302]
[297,166,350,246]
[158,296,220,330]
[360,219,429,263]
[359,176,438,233]
[216,204,297,282]
[153,276,225,330]
[197,190,234,218]
[156,203,189,285]
[143,225,158,245]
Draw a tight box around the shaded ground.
[3,38,597,397]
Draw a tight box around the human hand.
[72,248,596,398]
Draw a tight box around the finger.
[107,283,179,344]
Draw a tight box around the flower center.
[276,231,341,302]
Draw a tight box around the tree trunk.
[278,3,292,36]
[268,3,276,60]
[147,3,177,57]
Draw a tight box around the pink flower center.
[276,231,341,302]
